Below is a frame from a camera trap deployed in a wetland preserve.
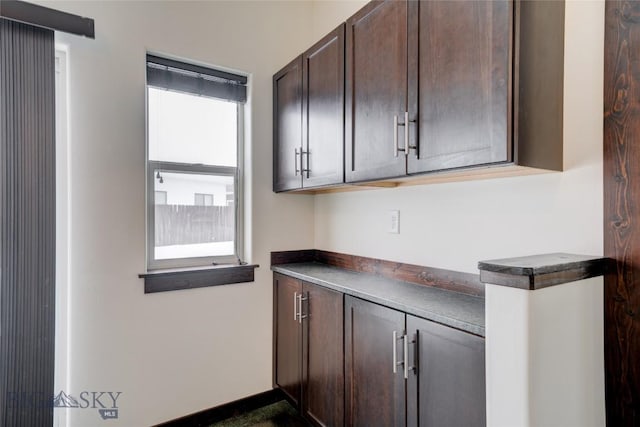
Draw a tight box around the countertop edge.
[477,253,610,290]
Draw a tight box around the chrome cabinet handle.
[404,333,409,379]
[406,111,417,157]
[294,148,301,176]
[404,111,410,158]
[393,330,398,373]
[301,150,310,179]
[393,330,404,374]
[393,115,399,158]
[404,333,416,379]
[293,291,298,321]
[395,114,407,157]
[293,291,308,323]
[395,112,416,158]
[297,293,308,324]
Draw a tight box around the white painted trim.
[54,44,70,427]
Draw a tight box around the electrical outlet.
[388,210,400,234]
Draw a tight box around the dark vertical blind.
[0,18,56,426]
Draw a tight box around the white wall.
[314,0,605,273]
[311,0,367,40]
[48,1,315,425]
[485,277,605,427]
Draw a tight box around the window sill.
[139,264,259,294]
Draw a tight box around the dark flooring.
[211,400,311,427]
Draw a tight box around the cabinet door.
[406,315,486,427]
[273,273,302,406]
[345,0,408,182]
[302,25,345,189]
[408,0,512,173]
[302,282,344,426]
[345,296,406,427]
[273,56,303,192]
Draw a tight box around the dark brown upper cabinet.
[273,56,303,192]
[273,25,345,192]
[407,0,512,174]
[345,0,409,182]
[274,0,565,192]
[303,25,345,189]
[346,0,512,182]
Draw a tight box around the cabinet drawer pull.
[293,291,298,321]
[294,148,301,176]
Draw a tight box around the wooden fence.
[155,205,234,246]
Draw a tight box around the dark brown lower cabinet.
[273,273,344,426]
[275,277,485,426]
[274,273,302,406]
[345,295,406,426]
[345,296,486,427]
[406,315,486,427]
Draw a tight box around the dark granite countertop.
[477,253,606,276]
[272,262,485,337]
[477,253,609,290]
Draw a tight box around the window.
[146,54,247,269]
[194,193,214,206]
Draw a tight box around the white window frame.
[54,46,71,427]
[145,69,245,271]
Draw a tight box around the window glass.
[155,190,167,205]
[153,171,235,260]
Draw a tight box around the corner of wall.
[562,0,605,171]
[309,0,367,40]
